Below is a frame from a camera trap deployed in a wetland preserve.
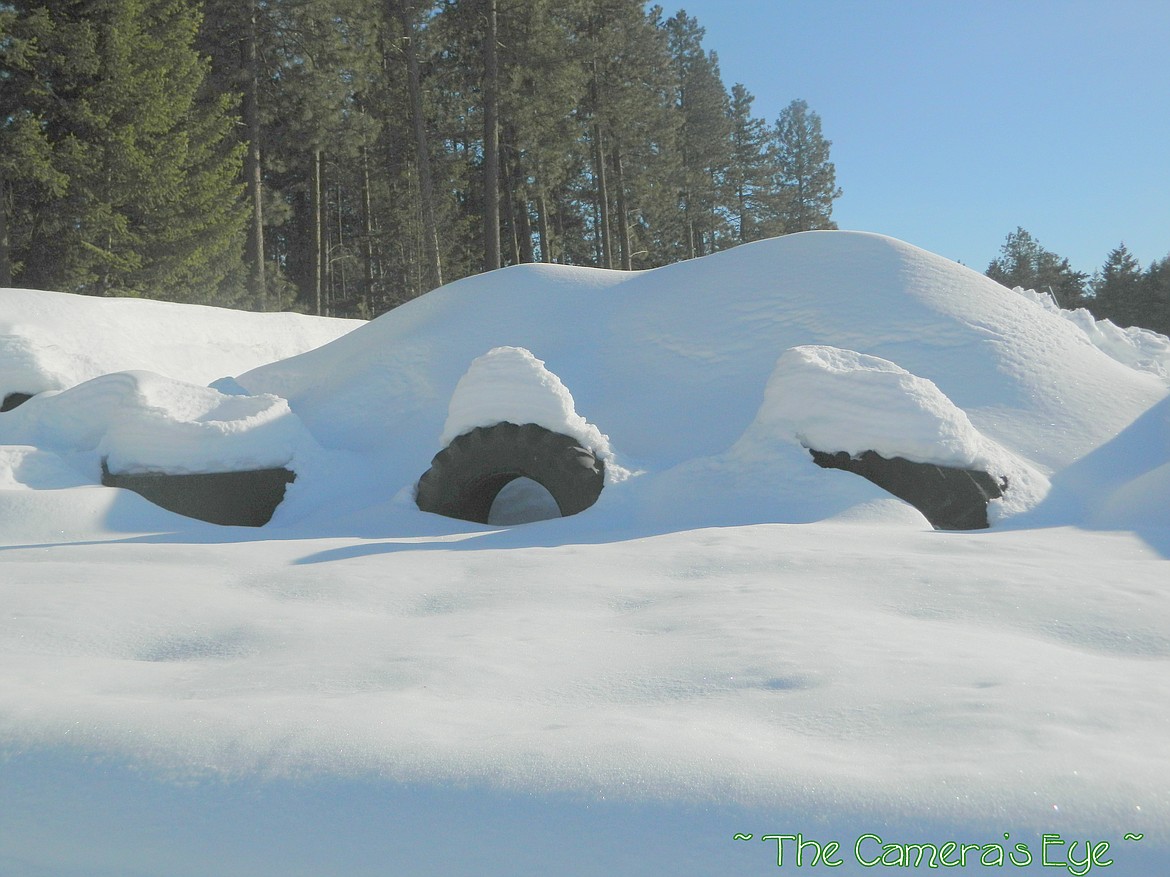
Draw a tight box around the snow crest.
[0,370,312,475]
[735,345,1049,516]
[440,346,615,463]
[1012,286,1170,380]
[1,286,361,396]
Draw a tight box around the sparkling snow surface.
[2,232,1168,876]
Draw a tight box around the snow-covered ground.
[2,231,1167,875]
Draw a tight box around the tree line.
[1,0,843,317]
[986,228,1170,337]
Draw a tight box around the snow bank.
[440,346,614,460]
[751,345,990,466]
[2,233,1170,874]
[0,287,362,396]
[1012,286,1170,379]
[4,233,1165,531]
[240,232,1167,485]
[734,345,1049,517]
[0,370,313,476]
[0,445,91,490]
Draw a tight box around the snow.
[0,370,314,476]
[0,287,361,398]
[439,345,615,463]
[1014,285,1170,379]
[2,231,1169,875]
[739,345,1049,519]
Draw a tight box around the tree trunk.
[504,140,533,265]
[536,189,552,263]
[243,3,266,310]
[737,183,748,243]
[591,123,612,269]
[360,145,375,316]
[334,180,345,314]
[396,0,442,290]
[503,156,519,265]
[482,0,501,272]
[311,148,323,316]
[0,171,11,287]
[516,182,535,264]
[612,144,630,270]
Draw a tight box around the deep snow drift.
[0,288,361,399]
[2,231,1168,876]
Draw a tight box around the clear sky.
[666,0,1170,276]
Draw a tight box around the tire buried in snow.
[416,422,605,524]
[808,448,1006,530]
[101,461,296,527]
[1,392,34,412]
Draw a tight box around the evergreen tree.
[197,0,274,308]
[1140,256,1170,336]
[399,0,448,290]
[0,4,69,286]
[725,82,770,244]
[666,11,731,258]
[1091,243,1145,328]
[592,2,684,269]
[4,0,247,301]
[768,98,841,233]
[6,1,856,314]
[568,0,678,269]
[985,227,1087,307]
[494,0,589,265]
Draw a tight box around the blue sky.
[666,0,1170,276]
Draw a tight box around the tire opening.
[488,477,562,525]
[416,422,604,524]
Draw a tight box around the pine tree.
[1140,256,1170,336]
[575,1,679,269]
[494,0,589,265]
[8,1,852,312]
[1091,243,1145,327]
[666,11,731,259]
[0,4,69,286]
[768,98,841,233]
[197,0,272,308]
[4,0,247,302]
[393,0,444,291]
[726,82,770,244]
[985,228,1087,307]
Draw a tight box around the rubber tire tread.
[416,422,604,524]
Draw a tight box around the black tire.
[415,422,605,524]
[808,448,1006,530]
[1,392,34,412]
[100,460,295,527]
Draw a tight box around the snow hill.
[1,231,1168,876]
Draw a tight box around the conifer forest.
[1,0,843,317]
[2,0,1167,335]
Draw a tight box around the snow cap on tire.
[440,346,613,461]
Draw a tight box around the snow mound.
[0,287,362,396]
[3,233,1170,872]
[1027,392,1170,532]
[0,445,91,490]
[733,345,1049,518]
[0,370,312,476]
[240,232,1166,487]
[2,232,1165,534]
[440,346,614,461]
[753,345,990,466]
[1013,286,1170,379]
